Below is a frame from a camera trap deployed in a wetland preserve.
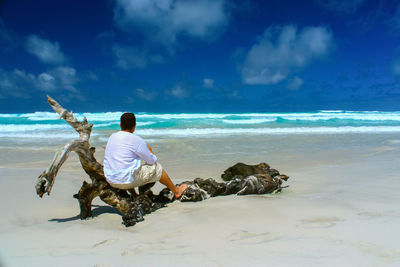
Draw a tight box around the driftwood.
[36,96,289,227]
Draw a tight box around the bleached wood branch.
[46,95,93,141]
[36,141,80,197]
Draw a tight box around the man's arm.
[135,141,157,165]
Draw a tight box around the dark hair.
[120,112,136,130]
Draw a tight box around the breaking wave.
[2,110,400,140]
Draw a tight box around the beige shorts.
[108,163,163,189]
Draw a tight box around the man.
[103,112,187,198]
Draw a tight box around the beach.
[0,111,400,266]
[3,0,400,265]
[1,129,400,266]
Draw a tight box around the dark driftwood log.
[36,96,289,227]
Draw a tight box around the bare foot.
[174,184,188,199]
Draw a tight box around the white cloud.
[0,69,36,97]
[3,33,80,98]
[203,78,214,88]
[287,76,304,90]
[25,35,66,65]
[113,0,230,47]
[37,72,56,91]
[49,67,78,92]
[0,66,79,98]
[112,44,164,69]
[317,0,365,14]
[169,84,189,98]
[241,25,333,85]
[134,88,157,100]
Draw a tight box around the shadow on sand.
[49,205,121,223]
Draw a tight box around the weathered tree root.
[36,96,290,227]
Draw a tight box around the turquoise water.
[1,111,400,140]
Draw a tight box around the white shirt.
[103,131,157,184]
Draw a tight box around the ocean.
[1,110,400,146]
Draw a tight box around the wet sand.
[1,133,400,266]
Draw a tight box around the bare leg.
[159,170,187,198]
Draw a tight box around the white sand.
[1,134,400,266]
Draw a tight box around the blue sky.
[1,0,400,112]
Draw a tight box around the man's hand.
[148,145,154,154]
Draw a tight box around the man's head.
[120,112,136,132]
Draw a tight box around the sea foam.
[222,118,276,124]
[0,124,69,132]
[137,126,400,137]
[2,111,400,140]
[4,110,400,122]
